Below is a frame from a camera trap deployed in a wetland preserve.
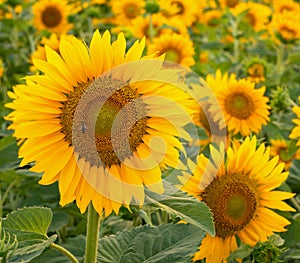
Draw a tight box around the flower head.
[5,30,195,217]
[178,136,295,263]
[32,0,72,34]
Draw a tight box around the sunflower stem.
[275,43,285,85]
[84,203,100,263]
[50,243,79,263]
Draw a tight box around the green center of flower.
[41,5,62,28]
[60,77,148,167]
[225,92,254,119]
[165,49,180,63]
[201,173,259,238]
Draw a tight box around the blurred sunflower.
[270,139,300,170]
[198,9,223,27]
[268,10,300,42]
[273,0,300,14]
[210,78,270,136]
[31,33,73,61]
[245,59,267,84]
[147,33,195,67]
[159,0,198,26]
[219,0,241,9]
[231,2,272,32]
[110,0,144,26]
[178,136,295,263]
[5,30,194,216]
[290,98,300,146]
[32,0,72,34]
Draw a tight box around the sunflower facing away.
[210,77,270,136]
[178,136,295,263]
[290,97,300,146]
[5,30,195,216]
[32,0,72,34]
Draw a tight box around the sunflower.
[32,0,72,34]
[290,98,300,146]
[210,77,270,136]
[178,136,295,263]
[31,33,73,62]
[110,0,145,26]
[198,9,224,27]
[246,59,267,84]
[270,139,300,170]
[231,2,272,32]
[5,30,195,216]
[268,10,300,42]
[219,0,241,9]
[158,0,198,27]
[147,33,195,67]
[273,0,300,14]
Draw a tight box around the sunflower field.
[1,0,300,262]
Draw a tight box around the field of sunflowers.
[1,0,300,262]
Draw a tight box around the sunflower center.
[226,0,239,8]
[224,92,254,119]
[164,48,180,63]
[201,173,259,238]
[124,3,140,19]
[41,5,62,28]
[245,13,256,27]
[248,63,264,78]
[172,1,185,15]
[279,26,296,40]
[60,77,148,167]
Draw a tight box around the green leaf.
[3,206,53,237]
[8,235,57,263]
[145,181,215,236]
[226,244,252,262]
[48,211,69,232]
[283,216,300,247]
[2,207,56,262]
[97,223,204,263]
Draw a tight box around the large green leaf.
[145,181,215,236]
[97,223,204,263]
[3,206,52,237]
[2,206,56,262]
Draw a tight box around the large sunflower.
[32,0,72,34]
[147,33,195,67]
[210,78,270,136]
[290,98,300,146]
[5,30,195,216]
[178,136,295,263]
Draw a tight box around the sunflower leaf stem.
[275,43,285,85]
[50,243,79,263]
[84,203,100,263]
[232,17,240,64]
[148,13,154,43]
